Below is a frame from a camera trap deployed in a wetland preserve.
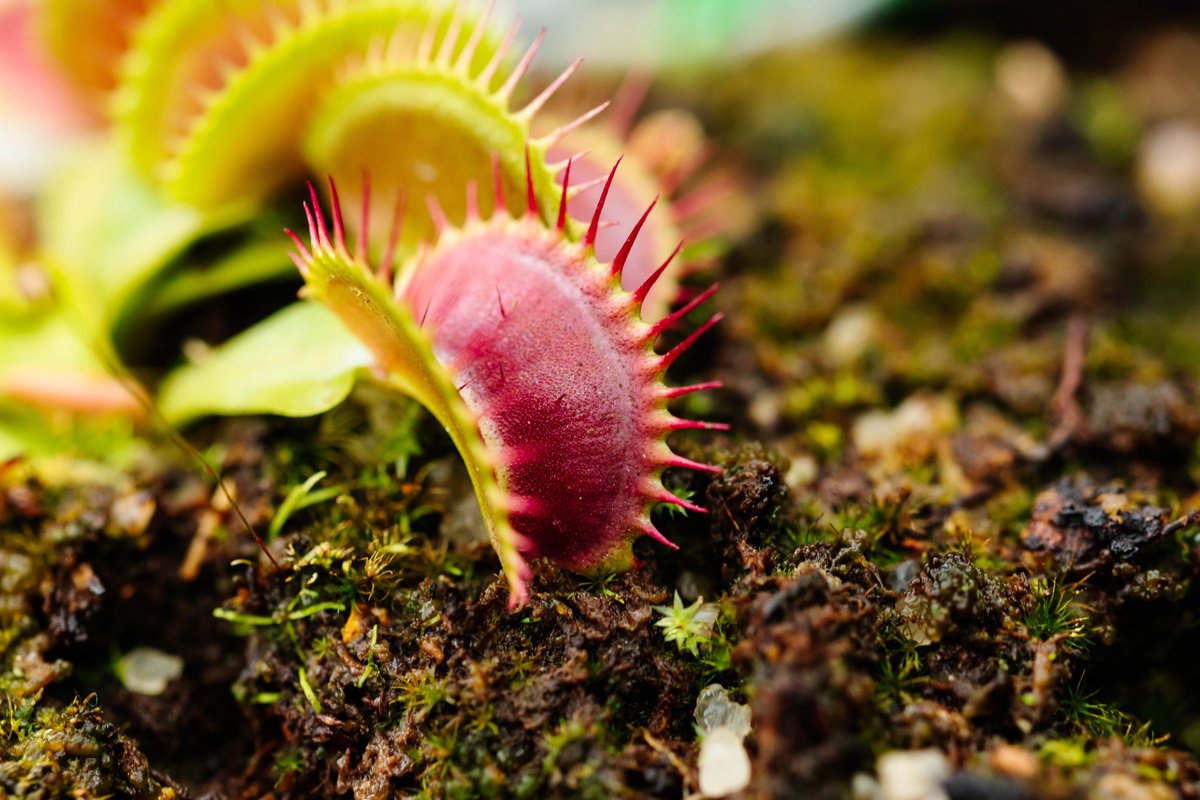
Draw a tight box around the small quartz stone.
[698,727,752,798]
[853,393,959,471]
[1139,120,1200,212]
[877,749,950,800]
[694,683,752,738]
[110,490,157,537]
[852,773,884,800]
[994,40,1066,119]
[117,646,184,696]
[824,304,880,366]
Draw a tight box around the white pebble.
[694,684,752,738]
[117,647,184,696]
[877,749,950,800]
[995,40,1066,119]
[1138,120,1200,212]
[698,727,752,798]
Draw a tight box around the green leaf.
[157,301,372,424]
[268,470,336,540]
[0,307,141,462]
[0,304,111,378]
[143,239,297,319]
[297,667,322,713]
[37,140,248,331]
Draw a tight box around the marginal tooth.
[658,312,723,371]
[426,192,450,235]
[415,10,438,63]
[296,0,321,26]
[365,33,387,69]
[538,101,610,148]
[585,157,623,248]
[332,57,354,84]
[636,518,677,549]
[497,27,543,101]
[454,0,494,74]
[652,486,707,514]
[677,218,723,242]
[192,86,225,111]
[435,0,466,68]
[565,176,607,201]
[465,180,481,223]
[288,250,311,277]
[632,241,683,308]
[262,8,292,42]
[608,73,652,138]
[671,179,731,221]
[660,380,723,400]
[647,284,720,340]
[229,22,267,61]
[215,56,245,85]
[326,177,349,254]
[523,147,538,218]
[518,57,582,122]
[155,160,181,183]
[478,18,520,90]
[555,157,573,231]
[665,417,731,433]
[163,129,194,158]
[661,453,722,475]
[610,197,658,277]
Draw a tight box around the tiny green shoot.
[653,591,718,657]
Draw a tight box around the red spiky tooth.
[630,241,683,312]
[585,157,623,248]
[660,380,722,400]
[356,171,371,261]
[543,75,739,322]
[652,486,708,515]
[380,191,405,284]
[284,228,310,262]
[658,312,724,371]
[636,519,678,550]
[294,157,724,602]
[647,283,720,340]
[523,147,538,217]
[556,157,574,231]
[426,193,450,235]
[520,57,583,121]
[611,197,658,277]
[661,454,722,474]
[664,418,731,432]
[307,183,331,250]
[326,176,348,254]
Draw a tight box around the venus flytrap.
[287,159,724,605]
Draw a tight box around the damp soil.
[8,29,1200,800]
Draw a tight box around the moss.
[0,696,181,799]
[8,26,1200,800]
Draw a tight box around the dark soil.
[8,25,1200,800]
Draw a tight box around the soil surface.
[7,23,1200,800]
